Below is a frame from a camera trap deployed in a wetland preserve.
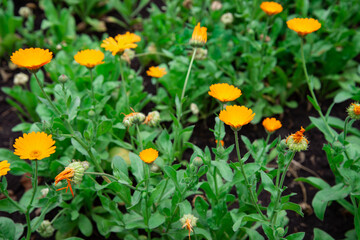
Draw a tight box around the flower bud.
[88,110,96,117]
[347,102,360,120]
[58,74,68,83]
[276,227,285,237]
[221,13,234,25]
[41,188,49,198]
[150,163,160,172]
[36,220,55,238]
[19,6,32,18]
[67,161,86,184]
[147,42,157,54]
[144,111,160,127]
[123,111,146,127]
[193,157,203,167]
[121,49,135,64]
[211,1,222,11]
[194,48,208,60]
[190,103,199,115]
[14,72,29,85]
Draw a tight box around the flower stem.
[257,132,271,163]
[259,16,270,80]
[89,68,95,107]
[119,57,129,109]
[136,124,143,152]
[181,48,197,101]
[143,163,151,239]
[25,160,38,240]
[342,116,352,161]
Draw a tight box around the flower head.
[208,83,242,102]
[122,109,146,127]
[180,214,198,240]
[10,48,53,72]
[144,111,160,127]
[347,103,360,120]
[0,160,10,177]
[146,66,167,78]
[101,32,141,56]
[13,132,56,160]
[139,148,158,164]
[262,118,282,133]
[74,49,104,68]
[219,105,255,131]
[286,127,309,152]
[287,18,321,36]
[190,23,207,47]
[260,2,283,16]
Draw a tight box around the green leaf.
[0,217,21,240]
[163,166,181,193]
[307,95,320,111]
[295,177,330,190]
[281,202,304,217]
[195,196,209,219]
[129,152,144,183]
[148,211,165,229]
[313,228,335,240]
[97,120,112,136]
[260,171,276,195]
[286,232,305,240]
[211,161,233,182]
[78,214,93,237]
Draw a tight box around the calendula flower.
[180,214,198,240]
[0,160,11,177]
[13,132,56,160]
[139,148,158,164]
[208,83,242,102]
[190,23,207,47]
[144,111,160,127]
[146,66,167,78]
[347,103,360,120]
[122,109,146,127]
[219,105,255,131]
[55,161,89,197]
[10,48,53,72]
[260,2,283,16]
[286,127,309,152]
[262,117,282,133]
[287,18,321,36]
[101,32,141,56]
[74,49,104,68]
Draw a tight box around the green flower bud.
[144,111,160,127]
[36,220,55,238]
[88,110,96,117]
[276,227,285,237]
[67,161,85,184]
[193,157,203,167]
[58,74,68,83]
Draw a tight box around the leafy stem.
[25,160,38,240]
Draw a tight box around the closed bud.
[58,74,68,83]
[193,157,203,166]
[88,110,96,117]
[19,6,32,18]
[211,1,222,11]
[190,103,199,115]
[221,13,234,25]
[36,220,55,238]
[276,227,285,237]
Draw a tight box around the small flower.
[0,160,11,177]
[190,103,199,115]
[123,109,146,127]
[211,1,222,11]
[262,117,282,133]
[14,72,29,85]
[221,12,234,25]
[347,102,360,120]
[144,111,160,127]
[286,127,309,152]
[19,6,32,18]
[287,18,321,36]
[190,23,207,47]
[13,132,56,160]
[10,48,53,72]
[146,66,167,78]
[139,148,159,164]
[180,214,198,240]
[74,49,104,68]
[55,161,88,197]
[101,32,141,56]
[208,83,242,102]
[36,220,55,238]
[260,2,283,16]
[219,105,255,131]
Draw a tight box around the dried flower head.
[208,83,242,102]
[219,105,255,131]
[286,127,309,152]
[180,214,198,240]
[190,23,207,47]
[36,220,55,238]
[0,160,10,177]
[287,18,321,36]
[146,66,167,78]
[10,48,53,72]
[74,49,104,68]
[262,117,282,133]
[347,103,360,120]
[19,6,32,18]
[13,132,56,160]
[139,148,159,164]
[101,32,141,56]
[221,12,234,25]
[260,2,283,16]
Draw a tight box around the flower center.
[353,104,360,115]
[30,150,41,159]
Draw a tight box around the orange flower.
[262,117,282,133]
[10,48,53,72]
[219,105,255,130]
[347,102,360,120]
[180,214,198,240]
[260,2,283,16]
[287,18,321,36]
[190,23,207,47]
[55,161,87,197]
[101,32,141,56]
[55,167,75,197]
[139,148,158,164]
[0,160,10,177]
[208,83,242,102]
[286,127,309,152]
[286,127,307,144]
[74,49,104,68]
[146,66,167,78]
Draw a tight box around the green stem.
[143,163,151,239]
[342,116,352,161]
[234,131,266,220]
[257,133,271,164]
[136,124,143,152]
[119,57,129,109]
[350,195,360,239]
[259,16,270,80]
[89,68,95,107]
[134,52,173,58]
[25,160,38,240]
[181,48,197,101]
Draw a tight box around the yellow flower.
[101,32,141,56]
[13,132,56,160]
[10,48,53,72]
[190,23,207,47]
[74,49,104,68]
[208,83,242,102]
[286,18,321,36]
[260,2,283,16]
[139,148,158,164]
[262,117,282,133]
[219,105,255,130]
[0,160,11,177]
[146,66,167,78]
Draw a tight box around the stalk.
[118,57,129,109]
[25,160,38,240]
[181,48,197,101]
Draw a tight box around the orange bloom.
[10,48,53,72]
[190,23,207,47]
[0,160,10,177]
[74,49,104,68]
[139,148,158,164]
[352,103,360,115]
[101,32,141,56]
[208,83,242,102]
[286,127,308,144]
[260,2,283,15]
[180,214,198,240]
[287,18,321,36]
[55,167,75,197]
[262,117,282,133]
[146,66,167,78]
[219,105,255,130]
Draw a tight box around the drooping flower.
[13,132,56,160]
[190,23,207,47]
[101,32,141,56]
[286,18,321,36]
[146,66,167,78]
[10,48,53,72]
[219,105,255,131]
[262,118,282,133]
[139,148,158,164]
[260,2,283,16]
[208,83,242,102]
[74,49,104,68]
[180,214,198,240]
[0,160,10,177]
[286,127,309,151]
[347,102,360,120]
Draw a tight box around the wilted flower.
[123,110,146,127]
[286,127,309,152]
[190,23,207,47]
[260,2,283,16]
[219,105,255,131]
[0,160,10,177]
[74,49,104,68]
[211,1,222,11]
[262,118,282,133]
[10,48,53,72]
[190,103,199,115]
[19,6,32,18]
[36,220,55,238]
[287,18,321,36]
[146,66,167,78]
[347,102,360,120]
[144,111,160,127]
[14,72,29,85]
[180,214,198,240]
[101,32,141,56]
[221,12,234,25]
[208,83,242,102]
[139,148,159,164]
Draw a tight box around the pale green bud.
[67,161,85,184]
[36,220,55,238]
